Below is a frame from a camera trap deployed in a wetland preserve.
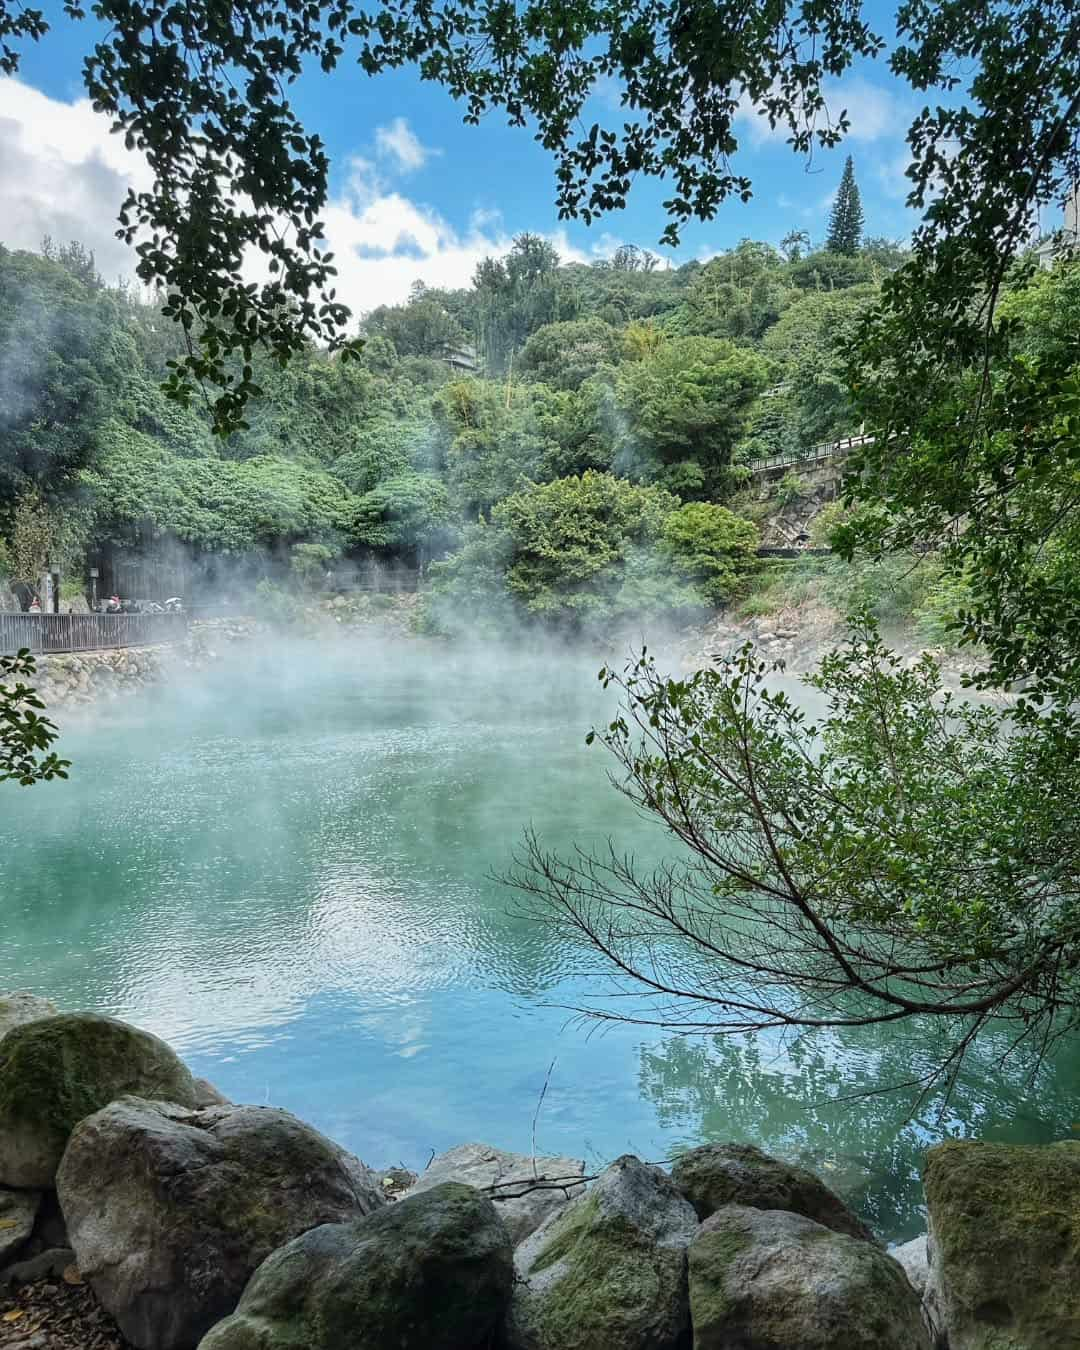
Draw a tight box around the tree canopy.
[0,0,1075,436]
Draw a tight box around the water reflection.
[639,1020,1079,1238]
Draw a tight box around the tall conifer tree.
[825,156,865,255]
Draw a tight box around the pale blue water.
[1,640,1076,1240]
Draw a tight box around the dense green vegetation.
[0,226,906,633]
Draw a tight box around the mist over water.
[2,636,1077,1241]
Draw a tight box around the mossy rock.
[508,1154,698,1350]
[58,1098,385,1350]
[924,1140,1080,1350]
[198,1182,512,1350]
[689,1204,929,1350]
[0,1013,199,1187]
[670,1142,875,1241]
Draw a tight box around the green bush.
[253,578,305,628]
[660,501,760,604]
[422,471,706,634]
[913,570,972,647]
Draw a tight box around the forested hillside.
[0,224,1012,633]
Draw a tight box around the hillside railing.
[0,611,189,657]
[749,433,876,476]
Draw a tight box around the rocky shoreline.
[1,991,1073,1350]
[679,600,993,687]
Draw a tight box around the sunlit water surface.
[2,639,1076,1240]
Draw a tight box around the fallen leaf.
[0,1219,18,1230]
[1,1309,25,1323]
[63,1264,85,1286]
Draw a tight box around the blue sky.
[1,4,934,314]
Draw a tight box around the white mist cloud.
[374,116,433,173]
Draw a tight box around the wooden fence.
[0,612,189,656]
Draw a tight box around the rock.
[0,1247,75,1289]
[0,992,56,1045]
[891,1232,930,1298]
[57,1097,386,1350]
[406,1142,586,1246]
[374,1166,418,1200]
[198,1182,512,1350]
[0,1013,200,1188]
[924,1139,1080,1350]
[192,1077,231,1108]
[670,1142,874,1241]
[508,1154,698,1350]
[0,1188,39,1267]
[688,1205,930,1350]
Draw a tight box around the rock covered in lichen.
[0,991,57,1046]
[507,1154,698,1350]
[198,1181,512,1350]
[57,1097,385,1350]
[670,1142,875,1241]
[688,1204,929,1350]
[0,1013,200,1188]
[925,1139,1080,1350]
[405,1142,586,1245]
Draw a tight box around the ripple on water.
[2,644,1078,1240]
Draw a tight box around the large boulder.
[0,1013,200,1187]
[0,1187,39,1268]
[198,1182,513,1350]
[508,1154,698,1350]
[57,1098,385,1350]
[670,1142,874,1241]
[924,1139,1080,1350]
[406,1142,586,1246]
[0,991,56,1045]
[688,1204,930,1350]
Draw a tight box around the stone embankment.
[25,620,259,711]
[25,594,420,712]
[1,991,1073,1349]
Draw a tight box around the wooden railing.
[0,612,189,656]
[749,433,875,476]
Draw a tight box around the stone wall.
[27,620,259,710]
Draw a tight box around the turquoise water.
[1,639,1076,1240]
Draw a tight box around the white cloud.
[374,117,433,173]
[322,160,587,313]
[0,76,152,280]
[735,76,906,149]
[0,77,587,318]
[875,148,915,201]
